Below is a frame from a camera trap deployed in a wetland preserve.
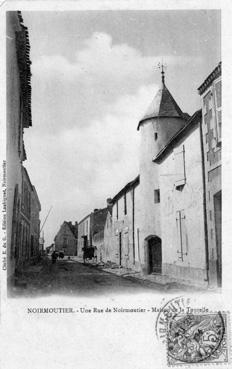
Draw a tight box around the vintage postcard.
[1,0,232,368]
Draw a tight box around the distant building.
[198,62,222,287]
[54,221,78,256]
[77,214,92,256]
[92,202,112,262]
[77,206,109,258]
[6,11,33,282]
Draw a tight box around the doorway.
[148,236,162,274]
[214,191,222,287]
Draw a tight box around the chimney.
[107,198,113,207]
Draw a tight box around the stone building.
[78,206,109,258]
[102,177,140,269]
[14,166,41,269]
[198,62,222,287]
[6,11,33,282]
[92,206,109,261]
[154,110,208,287]
[137,69,189,275]
[54,221,78,256]
[77,213,92,256]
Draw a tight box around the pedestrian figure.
[51,251,57,264]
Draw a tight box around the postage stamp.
[156,297,229,366]
[167,311,228,366]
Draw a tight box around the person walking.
[51,250,57,264]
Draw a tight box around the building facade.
[7,11,32,281]
[7,11,41,283]
[103,177,140,269]
[198,62,222,287]
[15,166,41,270]
[154,110,208,286]
[54,221,78,256]
[137,71,189,275]
[78,206,109,258]
[91,207,109,261]
[77,214,92,256]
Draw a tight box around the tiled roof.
[137,83,187,130]
[112,175,140,203]
[64,221,78,237]
[198,62,221,95]
[15,11,32,128]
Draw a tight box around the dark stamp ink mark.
[167,311,228,366]
[155,297,229,366]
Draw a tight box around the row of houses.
[52,207,110,258]
[7,11,42,285]
[75,62,221,289]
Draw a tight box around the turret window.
[154,132,158,141]
[154,189,160,203]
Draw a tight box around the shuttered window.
[176,210,188,261]
[174,145,186,189]
[213,79,221,143]
[116,201,118,219]
[124,193,127,215]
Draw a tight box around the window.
[154,132,158,141]
[154,189,160,203]
[124,193,127,215]
[86,220,88,234]
[176,210,188,261]
[213,79,221,143]
[174,145,186,189]
[116,201,119,220]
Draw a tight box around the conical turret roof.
[137,81,187,130]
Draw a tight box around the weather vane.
[157,61,167,85]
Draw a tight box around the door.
[148,237,162,274]
[214,191,222,287]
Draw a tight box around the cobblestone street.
[11,257,169,297]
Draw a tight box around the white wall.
[159,125,207,284]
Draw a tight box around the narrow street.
[11,257,167,297]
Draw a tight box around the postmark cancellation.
[156,297,229,367]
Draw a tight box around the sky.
[22,10,221,246]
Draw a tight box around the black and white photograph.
[1,1,231,369]
[6,8,221,295]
